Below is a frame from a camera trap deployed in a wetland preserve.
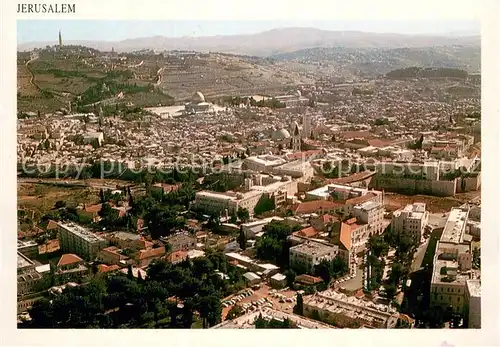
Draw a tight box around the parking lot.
[221,284,297,320]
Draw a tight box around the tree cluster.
[255,221,300,269]
[313,257,349,284]
[24,251,244,329]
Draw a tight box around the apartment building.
[430,207,478,315]
[57,222,107,261]
[391,203,429,243]
[352,200,385,236]
[289,240,339,272]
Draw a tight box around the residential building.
[97,246,132,265]
[56,253,89,281]
[352,200,385,236]
[391,203,429,243]
[430,207,477,315]
[137,246,166,268]
[289,240,339,272]
[57,222,107,261]
[161,232,196,252]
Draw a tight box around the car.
[222,303,228,308]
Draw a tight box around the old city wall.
[455,173,481,193]
[370,175,457,197]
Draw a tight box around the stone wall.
[370,175,457,197]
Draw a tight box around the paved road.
[411,238,430,273]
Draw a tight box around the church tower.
[292,121,301,152]
[302,113,311,140]
[58,30,63,47]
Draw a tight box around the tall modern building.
[58,30,63,47]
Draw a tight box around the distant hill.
[17,27,480,57]
[270,46,480,76]
[386,67,469,79]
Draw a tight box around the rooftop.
[290,240,337,256]
[441,208,469,244]
[57,221,106,243]
[304,291,398,326]
[17,252,34,269]
[355,200,381,211]
[212,307,332,329]
[466,279,481,297]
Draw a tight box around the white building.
[391,203,429,243]
[430,207,476,315]
[465,279,481,328]
[194,174,297,216]
[243,155,287,173]
[289,240,339,271]
[352,200,385,236]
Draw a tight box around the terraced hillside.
[17,46,175,114]
[17,47,314,113]
[157,53,314,101]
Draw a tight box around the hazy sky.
[17,20,480,43]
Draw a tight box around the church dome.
[272,128,291,140]
[191,91,205,103]
[295,90,302,97]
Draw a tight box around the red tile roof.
[138,247,165,260]
[293,226,319,238]
[84,204,102,214]
[46,220,59,230]
[97,264,120,273]
[57,253,83,267]
[295,274,323,285]
[339,224,352,251]
[165,250,188,263]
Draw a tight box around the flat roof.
[441,208,469,244]
[58,221,106,243]
[431,256,470,285]
[212,308,332,329]
[290,240,337,256]
[466,280,481,297]
[355,200,381,211]
[17,252,34,269]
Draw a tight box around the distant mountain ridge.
[17,27,480,57]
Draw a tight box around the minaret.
[58,30,63,47]
[292,121,301,152]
